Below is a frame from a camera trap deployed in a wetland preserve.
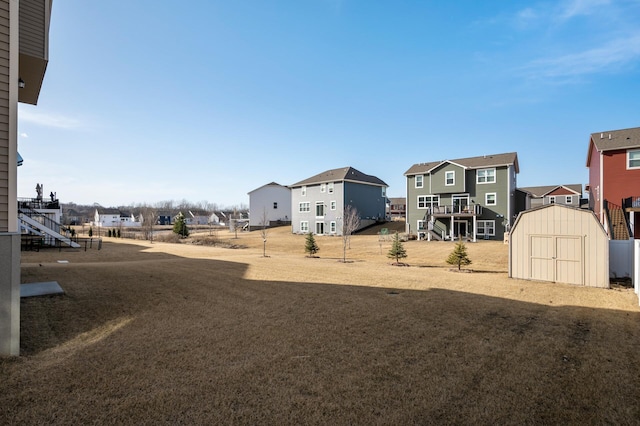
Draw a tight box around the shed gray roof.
[405,152,519,176]
[590,127,640,152]
[517,184,582,197]
[290,167,388,187]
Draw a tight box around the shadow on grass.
[4,241,640,425]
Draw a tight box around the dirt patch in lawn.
[2,227,639,424]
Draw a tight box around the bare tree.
[259,207,269,257]
[341,205,361,263]
[140,206,157,242]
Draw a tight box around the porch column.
[450,215,454,240]
[473,215,477,242]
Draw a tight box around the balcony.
[623,196,640,211]
[428,204,483,218]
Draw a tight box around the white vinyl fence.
[635,240,640,305]
[610,240,634,279]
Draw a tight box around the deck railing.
[428,204,483,216]
[622,196,640,209]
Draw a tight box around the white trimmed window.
[315,202,325,217]
[382,187,386,197]
[565,196,572,204]
[299,202,310,212]
[445,171,455,186]
[320,183,326,193]
[485,193,496,206]
[477,220,495,236]
[549,196,556,204]
[417,220,427,231]
[415,175,424,188]
[417,195,439,209]
[300,221,309,232]
[301,186,307,196]
[330,201,336,210]
[330,221,336,233]
[628,149,640,169]
[477,168,496,184]
[328,182,334,194]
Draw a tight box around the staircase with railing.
[18,204,80,248]
[604,200,630,240]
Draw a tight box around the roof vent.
[600,133,603,139]
[609,133,612,140]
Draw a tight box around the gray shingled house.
[290,167,388,235]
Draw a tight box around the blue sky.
[17,0,640,207]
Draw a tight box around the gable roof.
[290,167,388,188]
[587,127,640,166]
[517,184,582,198]
[248,182,290,194]
[405,152,519,176]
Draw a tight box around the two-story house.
[517,184,583,210]
[290,167,388,235]
[405,152,519,241]
[587,127,640,239]
[248,182,292,230]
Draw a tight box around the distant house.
[586,127,640,239]
[405,152,519,241]
[156,211,173,225]
[93,208,141,228]
[290,166,388,235]
[248,182,292,230]
[388,197,406,220]
[183,209,210,225]
[517,185,583,210]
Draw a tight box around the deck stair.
[605,201,630,240]
[18,207,80,248]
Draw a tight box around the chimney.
[600,133,603,139]
[609,133,612,140]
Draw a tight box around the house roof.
[517,184,582,198]
[290,167,388,188]
[587,127,640,166]
[96,208,120,215]
[248,182,290,194]
[389,197,406,204]
[405,152,519,176]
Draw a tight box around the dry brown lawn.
[2,226,640,424]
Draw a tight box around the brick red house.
[586,127,640,239]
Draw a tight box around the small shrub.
[446,242,472,271]
[305,232,320,257]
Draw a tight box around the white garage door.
[530,235,583,285]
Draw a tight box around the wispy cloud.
[20,132,28,138]
[521,33,640,79]
[18,108,82,129]
[559,0,611,20]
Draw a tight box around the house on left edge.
[1,0,53,356]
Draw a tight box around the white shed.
[509,204,609,288]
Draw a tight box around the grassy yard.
[1,226,639,424]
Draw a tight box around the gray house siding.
[430,163,465,194]
[344,182,386,220]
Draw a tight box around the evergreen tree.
[173,212,189,237]
[108,229,112,238]
[387,232,408,264]
[446,242,472,270]
[88,227,93,237]
[304,232,320,257]
[117,229,121,238]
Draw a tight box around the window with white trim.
[477,220,495,236]
[330,221,336,233]
[445,171,455,186]
[565,196,572,204]
[381,187,386,197]
[548,196,556,204]
[300,221,309,232]
[299,202,310,212]
[417,220,427,231]
[273,202,278,209]
[330,201,336,210]
[415,175,424,188]
[476,168,496,184]
[417,195,439,209]
[320,183,326,193]
[485,193,496,206]
[301,186,307,196]
[315,202,325,217]
[328,182,334,194]
[628,149,640,169]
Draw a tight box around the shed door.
[530,235,583,285]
